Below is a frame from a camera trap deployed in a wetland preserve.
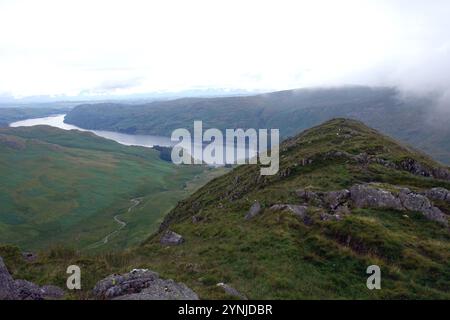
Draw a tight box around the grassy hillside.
[2,119,449,299]
[64,86,450,164]
[0,126,224,251]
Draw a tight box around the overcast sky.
[0,0,449,99]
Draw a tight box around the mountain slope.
[1,119,449,299]
[136,118,450,299]
[64,86,450,164]
[0,126,220,250]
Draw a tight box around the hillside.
[0,126,222,251]
[64,86,450,164]
[2,119,449,299]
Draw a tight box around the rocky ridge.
[264,184,449,227]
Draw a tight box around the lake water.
[9,114,175,148]
[9,114,257,164]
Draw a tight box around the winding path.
[87,198,142,249]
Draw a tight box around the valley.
[0,125,226,251]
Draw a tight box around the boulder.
[425,187,450,203]
[0,257,17,300]
[93,269,199,300]
[245,202,262,220]
[350,184,403,210]
[296,189,323,206]
[320,213,343,221]
[270,204,308,218]
[217,283,247,300]
[160,230,184,245]
[14,279,44,300]
[41,285,65,299]
[399,189,448,226]
[323,190,350,210]
[270,204,313,225]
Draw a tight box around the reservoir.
[9,114,174,148]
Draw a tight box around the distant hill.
[0,107,71,127]
[64,86,450,164]
[2,119,449,299]
[0,126,220,251]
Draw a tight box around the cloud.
[82,77,144,95]
[0,0,449,101]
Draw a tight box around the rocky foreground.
[0,257,64,300]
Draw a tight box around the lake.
[9,114,175,148]
[9,114,257,164]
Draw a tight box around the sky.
[0,0,449,99]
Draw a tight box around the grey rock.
[192,215,204,224]
[320,213,343,221]
[399,189,448,226]
[217,283,248,300]
[399,158,431,177]
[160,230,184,245]
[41,285,65,299]
[93,269,198,300]
[350,184,403,210]
[399,188,431,212]
[432,167,450,181]
[425,187,450,203]
[245,202,262,220]
[14,279,43,300]
[296,189,324,206]
[0,257,17,300]
[0,256,64,300]
[270,204,313,225]
[323,189,350,210]
[270,204,308,217]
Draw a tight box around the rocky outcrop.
[14,279,44,300]
[399,189,448,226]
[296,184,448,227]
[0,257,17,300]
[399,159,450,181]
[0,256,64,300]
[217,283,248,300]
[160,230,184,245]
[315,150,450,182]
[269,204,314,225]
[323,190,351,210]
[245,201,262,220]
[425,187,450,203]
[93,269,199,300]
[350,184,403,210]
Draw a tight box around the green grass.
[0,126,226,251]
